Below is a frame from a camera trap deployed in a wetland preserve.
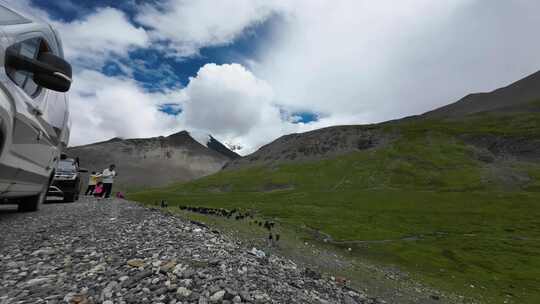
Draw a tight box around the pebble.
[210,290,225,302]
[177,286,192,297]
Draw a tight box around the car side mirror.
[78,168,89,173]
[6,51,72,92]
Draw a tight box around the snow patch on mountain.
[188,130,212,148]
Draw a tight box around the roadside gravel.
[0,198,378,304]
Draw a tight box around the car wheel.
[64,193,75,203]
[18,184,47,212]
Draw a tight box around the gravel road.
[0,198,375,304]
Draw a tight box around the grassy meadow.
[129,111,540,303]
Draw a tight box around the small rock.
[6,261,18,268]
[119,275,129,282]
[177,287,192,298]
[210,290,225,302]
[160,260,177,272]
[25,277,50,287]
[127,259,146,268]
[31,248,55,256]
[343,295,358,304]
[198,296,208,304]
[248,247,266,258]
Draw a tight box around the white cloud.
[182,63,274,136]
[136,0,282,57]
[68,70,181,146]
[257,0,540,122]
[54,7,149,66]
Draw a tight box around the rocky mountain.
[68,131,239,189]
[227,70,540,169]
[225,125,393,169]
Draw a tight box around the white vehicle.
[0,3,72,211]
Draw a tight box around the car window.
[57,160,76,171]
[0,5,30,25]
[5,38,44,98]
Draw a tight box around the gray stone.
[25,277,51,287]
[210,290,225,302]
[177,286,192,298]
[343,295,358,304]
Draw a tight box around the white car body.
[0,2,71,211]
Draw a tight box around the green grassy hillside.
[130,110,540,303]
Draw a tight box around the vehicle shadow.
[0,205,21,221]
[0,197,65,218]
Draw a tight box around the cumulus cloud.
[136,0,282,57]
[54,7,149,66]
[182,63,274,136]
[68,70,181,146]
[179,63,317,153]
[257,0,540,122]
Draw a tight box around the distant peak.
[167,130,190,137]
[107,137,124,143]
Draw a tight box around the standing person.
[101,164,117,199]
[85,171,101,195]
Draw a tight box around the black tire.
[18,185,47,212]
[64,193,76,203]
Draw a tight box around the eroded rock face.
[0,198,374,304]
[462,134,540,161]
[226,126,393,169]
[67,131,239,189]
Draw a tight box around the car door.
[2,30,56,192]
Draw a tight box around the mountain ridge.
[68,130,239,189]
[226,69,540,169]
[422,70,540,118]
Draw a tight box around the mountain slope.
[228,70,540,169]
[423,70,540,118]
[225,124,393,169]
[68,131,238,189]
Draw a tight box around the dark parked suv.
[48,158,87,202]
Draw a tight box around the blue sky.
[31,0,281,89]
